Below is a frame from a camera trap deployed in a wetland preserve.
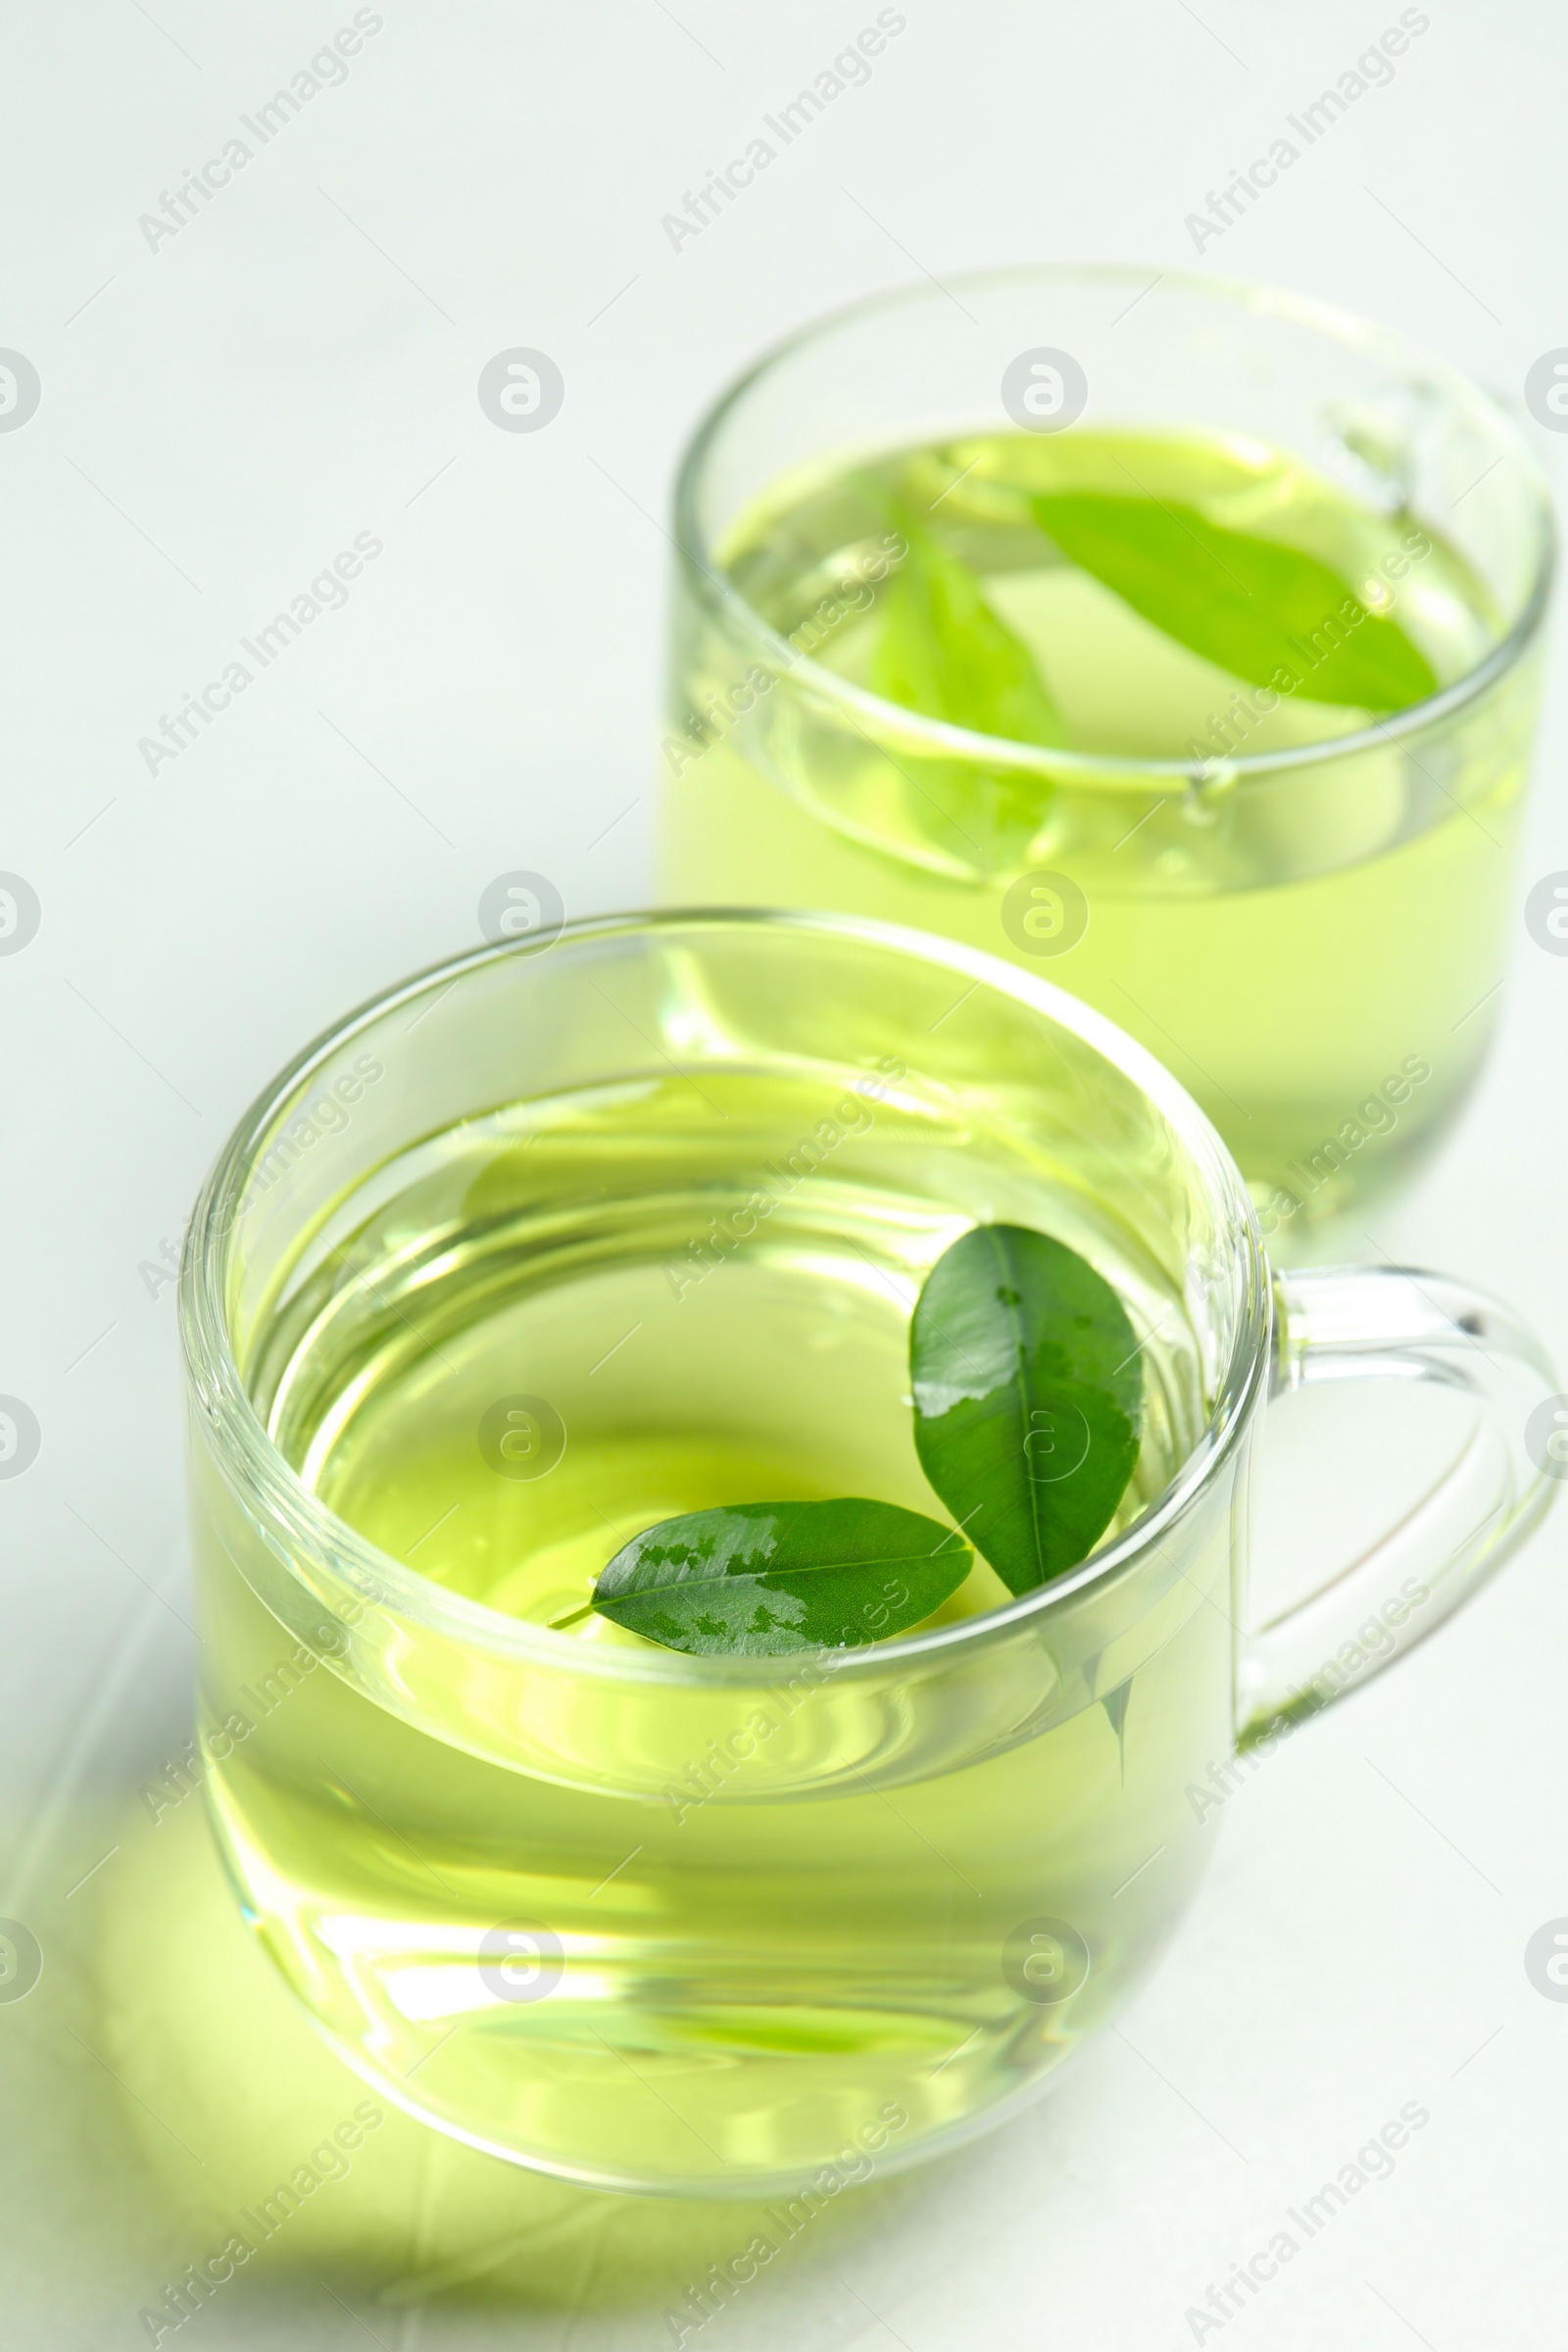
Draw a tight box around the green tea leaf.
[870,501,1068,748]
[592,1497,971,1655]
[910,1225,1143,1597]
[1032,491,1438,712]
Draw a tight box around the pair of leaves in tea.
[582,1225,1144,1656]
[863,483,1436,757]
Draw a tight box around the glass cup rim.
[672,260,1556,791]
[179,906,1270,1686]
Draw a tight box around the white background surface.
[3,2,1568,2345]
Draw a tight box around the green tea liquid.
[197,1065,1233,2190]
[664,428,1534,1235]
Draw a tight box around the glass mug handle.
[1237,1265,1559,1743]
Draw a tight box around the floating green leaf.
[869,500,1068,748]
[1032,491,1438,712]
[910,1225,1143,1597]
[591,1497,971,1656]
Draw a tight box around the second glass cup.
[662,268,1553,1243]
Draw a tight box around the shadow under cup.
[663,268,1555,1238]
[178,911,1274,2196]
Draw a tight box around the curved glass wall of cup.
[663,269,1553,1247]
[179,911,1269,2195]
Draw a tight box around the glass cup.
[179,910,1555,2197]
[662,269,1554,1245]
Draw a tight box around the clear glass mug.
[179,910,1555,2197]
[662,268,1554,1241]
